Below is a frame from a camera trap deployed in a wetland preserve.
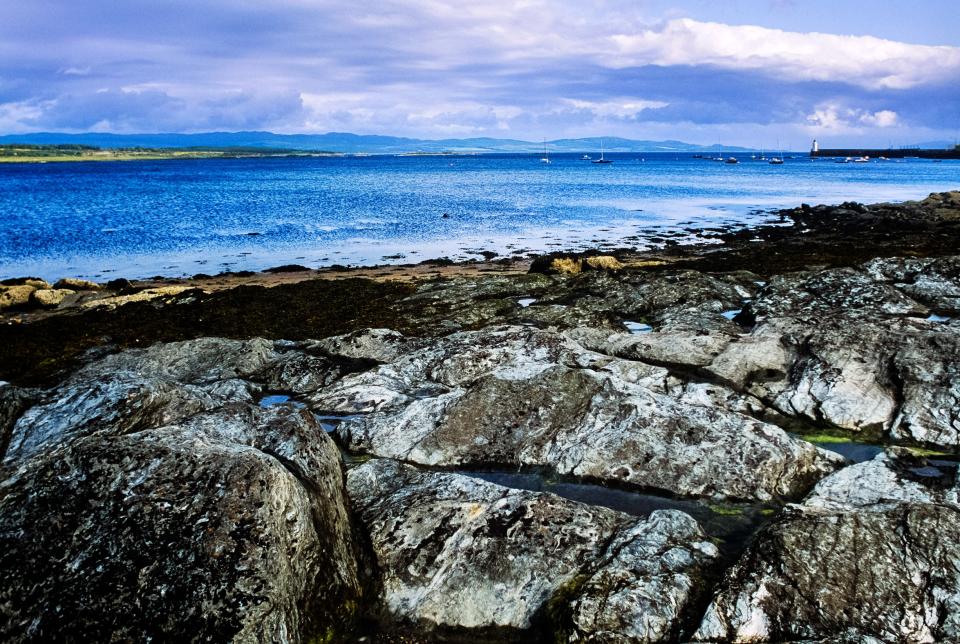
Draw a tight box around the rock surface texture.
[694,450,960,643]
[0,339,365,643]
[326,325,841,502]
[347,458,718,641]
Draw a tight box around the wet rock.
[347,459,716,640]
[29,288,75,308]
[693,450,960,642]
[0,405,363,642]
[53,277,101,291]
[0,285,36,311]
[326,326,841,501]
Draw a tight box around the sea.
[1,152,959,281]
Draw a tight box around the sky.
[1,0,958,147]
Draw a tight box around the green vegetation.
[800,433,853,445]
[707,504,744,516]
[0,143,338,163]
[903,446,952,457]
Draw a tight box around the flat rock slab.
[327,326,841,502]
[347,458,718,642]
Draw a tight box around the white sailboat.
[769,139,784,164]
[540,138,551,164]
[592,139,612,164]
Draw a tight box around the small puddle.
[811,440,884,463]
[721,309,742,320]
[258,393,306,409]
[463,470,772,558]
[315,414,363,433]
[927,314,951,323]
[517,297,538,308]
[623,320,653,334]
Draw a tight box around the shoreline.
[1,189,958,385]
[2,189,960,642]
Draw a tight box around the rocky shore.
[1,191,959,642]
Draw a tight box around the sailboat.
[540,138,551,164]
[592,139,612,164]
[769,140,784,164]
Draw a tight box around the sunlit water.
[1,152,958,280]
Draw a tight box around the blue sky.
[1,1,958,147]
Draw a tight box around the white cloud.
[806,104,900,131]
[560,98,669,118]
[607,18,960,89]
[859,109,898,127]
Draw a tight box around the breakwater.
[811,147,960,159]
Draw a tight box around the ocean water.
[1,152,958,280]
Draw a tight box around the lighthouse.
[812,139,819,153]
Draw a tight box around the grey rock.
[308,327,423,364]
[3,338,287,467]
[693,450,960,643]
[0,405,363,643]
[750,267,929,321]
[863,255,960,313]
[346,459,717,640]
[329,326,841,502]
[0,386,37,462]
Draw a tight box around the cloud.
[607,18,960,90]
[559,98,669,119]
[806,104,901,132]
[0,1,957,143]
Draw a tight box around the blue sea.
[1,152,959,280]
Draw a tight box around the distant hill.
[0,131,758,154]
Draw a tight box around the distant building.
[811,139,819,153]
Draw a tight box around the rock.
[0,386,36,461]
[0,405,364,642]
[529,253,625,275]
[52,277,101,291]
[0,285,36,310]
[262,264,312,273]
[749,266,928,320]
[0,277,50,290]
[347,459,717,640]
[862,256,960,314]
[29,288,75,308]
[3,338,278,466]
[79,285,197,309]
[326,326,841,501]
[699,262,960,448]
[308,328,422,364]
[570,326,736,368]
[693,450,960,642]
[564,510,720,643]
